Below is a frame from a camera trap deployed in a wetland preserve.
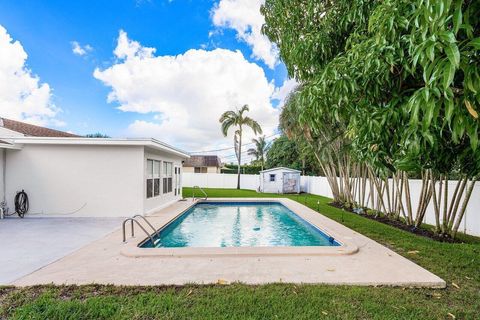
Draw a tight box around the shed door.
[283,172,298,193]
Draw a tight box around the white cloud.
[94,30,279,153]
[113,30,155,60]
[0,25,60,126]
[211,0,278,69]
[272,78,298,107]
[71,41,93,56]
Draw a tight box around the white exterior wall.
[182,167,194,173]
[259,169,301,193]
[5,144,144,217]
[143,149,184,215]
[182,166,220,174]
[259,169,283,193]
[183,173,480,236]
[207,166,220,174]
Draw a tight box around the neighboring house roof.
[183,155,221,167]
[0,117,79,137]
[259,167,301,173]
[2,137,190,158]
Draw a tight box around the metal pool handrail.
[132,214,160,238]
[122,217,156,244]
[192,185,208,201]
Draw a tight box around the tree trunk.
[236,128,242,189]
[452,177,477,238]
[403,171,413,225]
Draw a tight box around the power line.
[190,133,279,154]
[219,134,282,162]
[221,150,251,159]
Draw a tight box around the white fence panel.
[183,173,259,191]
[182,172,480,236]
[300,176,333,198]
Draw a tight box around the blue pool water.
[141,202,340,248]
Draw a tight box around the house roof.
[183,155,221,167]
[0,118,189,157]
[259,167,301,174]
[0,117,80,137]
[0,137,190,158]
[0,139,21,150]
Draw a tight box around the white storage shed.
[259,167,301,194]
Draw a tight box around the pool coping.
[120,198,359,257]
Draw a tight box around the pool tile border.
[121,198,359,257]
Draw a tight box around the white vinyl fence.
[183,172,480,236]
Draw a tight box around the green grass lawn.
[1,188,479,319]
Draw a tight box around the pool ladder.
[192,185,208,201]
[122,214,160,244]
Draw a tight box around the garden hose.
[14,190,29,218]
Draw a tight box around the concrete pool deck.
[0,217,123,284]
[12,198,446,288]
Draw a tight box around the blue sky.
[0,0,295,160]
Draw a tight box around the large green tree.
[220,105,262,189]
[265,135,319,175]
[263,0,480,237]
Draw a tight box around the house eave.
[0,137,190,158]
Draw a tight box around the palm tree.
[247,136,268,170]
[220,105,262,189]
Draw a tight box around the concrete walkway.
[12,199,446,288]
[0,217,122,284]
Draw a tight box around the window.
[175,167,181,196]
[269,174,276,182]
[194,167,208,173]
[146,159,161,198]
[153,161,161,196]
[163,162,173,194]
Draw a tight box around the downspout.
[0,148,5,219]
[2,148,5,203]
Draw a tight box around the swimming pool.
[140,202,340,248]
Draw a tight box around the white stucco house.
[259,167,301,194]
[0,118,189,217]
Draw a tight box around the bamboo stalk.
[446,177,463,226]
[431,174,440,232]
[448,176,468,232]
[368,167,387,214]
[452,178,477,238]
[441,174,449,234]
[403,171,413,224]
[395,174,406,220]
[384,176,392,215]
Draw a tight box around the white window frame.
[146,159,162,199]
[163,162,173,194]
[269,174,276,182]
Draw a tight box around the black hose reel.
[14,190,29,218]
